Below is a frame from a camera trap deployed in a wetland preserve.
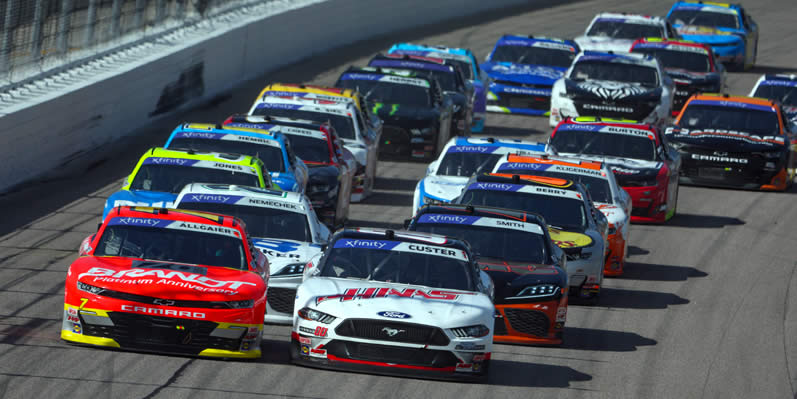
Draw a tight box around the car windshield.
[175,202,311,242]
[587,20,665,39]
[129,165,260,193]
[571,61,659,86]
[551,130,658,161]
[678,104,781,135]
[446,59,474,80]
[95,225,247,270]
[337,79,431,107]
[251,108,355,140]
[753,85,797,107]
[632,48,711,72]
[320,240,473,290]
[168,137,284,172]
[437,152,501,177]
[490,45,575,68]
[458,190,586,230]
[496,168,613,203]
[413,223,547,264]
[669,9,739,29]
[279,134,331,164]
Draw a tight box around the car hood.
[574,36,635,53]
[297,277,492,327]
[481,62,565,85]
[665,126,789,152]
[252,238,322,274]
[69,256,263,301]
[666,68,721,85]
[674,25,745,43]
[564,79,662,101]
[420,175,469,202]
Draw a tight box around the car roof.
[631,37,714,54]
[369,55,456,74]
[174,183,308,212]
[415,204,547,228]
[575,51,658,67]
[685,93,779,110]
[141,147,264,166]
[445,137,547,151]
[105,206,244,232]
[495,35,578,51]
[340,67,435,89]
[225,115,335,142]
[590,12,667,25]
[670,1,741,13]
[335,227,472,253]
[257,83,364,111]
[172,123,286,146]
[254,96,353,113]
[554,118,660,144]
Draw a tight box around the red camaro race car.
[62,206,269,358]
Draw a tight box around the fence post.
[175,0,185,20]
[156,0,167,25]
[0,0,16,74]
[56,0,74,56]
[31,0,45,64]
[111,0,122,38]
[84,0,98,48]
[134,0,146,32]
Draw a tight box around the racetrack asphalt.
[1,0,796,397]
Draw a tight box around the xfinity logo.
[189,194,233,203]
[452,146,491,153]
[381,327,405,337]
[116,218,160,226]
[476,183,513,190]
[427,215,468,224]
[691,154,748,164]
[583,103,634,113]
[179,132,218,139]
[344,240,387,249]
[149,158,190,165]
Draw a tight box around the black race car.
[335,66,454,160]
[368,53,473,136]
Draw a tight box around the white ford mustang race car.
[291,228,495,381]
[412,136,548,214]
[172,183,330,324]
[575,12,680,54]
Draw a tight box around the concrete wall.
[0,0,532,193]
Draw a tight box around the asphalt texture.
[1,0,797,398]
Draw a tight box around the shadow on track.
[591,287,689,309]
[620,262,708,282]
[664,213,745,228]
[488,360,592,387]
[374,176,418,192]
[627,245,650,257]
[561,327,657,352]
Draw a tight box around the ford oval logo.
[377,311,411,319]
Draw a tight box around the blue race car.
[666,1,758,70]
[750,74,797,127]
[481,35,578,116]
[388,43,488,132]
[164,123,308,193]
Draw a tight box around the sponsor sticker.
[316,287,472,305]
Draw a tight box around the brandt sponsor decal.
[79,267,256,295]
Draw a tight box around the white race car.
[549,51,674,128]
[292,228,495,381]
[172,183,330,324]
[412,137,548,215]
[575,12,680,53]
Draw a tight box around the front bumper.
[679,155,789,191]
[61,304,262,358]
[493,295,567,346]
[486,83,552,116]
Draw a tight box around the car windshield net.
[571,61,659,86]
[458,190,586,230]
[176,202,311,242]
[490,45,575,68]
[337,79,431,107]
[437,152,501,177]
[669,9,739,29]
[129,165,260,194]
[168,138,283,172]
[753,85,797,107]
[551,130,657,161]
[497,168,612,203]
[446,59,473,80]
[678,105,781,135]
[279,134,331,164]
[320,240,473,291]
[632,48,710,72]
[95,225,247,270]
[586,21,665,40]
[251,108,355,140]
[413,224,547,264]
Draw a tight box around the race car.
[549,51,674,128]
[63,206,268,358]
[665,94,795,191]
[412,136,547,214]
[163,123,308,193]
[172,183,330,324]
[667,1,758,70]
[481,35,579,116]
[368,53,473,136]
[223,115,354,228]
[749,74,797,129]
[292,228,494,381]
[102,148,273,220]
[407,204,569,345]
[253,83,381,202]
[548,117,681,223]
[492,154,631,276]
[335,66,454,160]
[630,38,725,114]
[575,12,680,53]
[453,173,608,303]
[389,43,488,133]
